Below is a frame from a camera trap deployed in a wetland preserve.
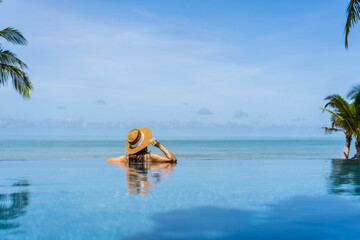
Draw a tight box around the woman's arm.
[149,138,177,162]
[106,155,128,163]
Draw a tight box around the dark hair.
[128,147,149,163]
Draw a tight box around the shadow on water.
[328,159,360,195]
[124,195,360,240]
[0,180,30,230]
[109,161,177,195]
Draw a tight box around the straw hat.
[126,127,152,154]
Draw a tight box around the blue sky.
[0,0,360,137]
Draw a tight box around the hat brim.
[126,127,152,154]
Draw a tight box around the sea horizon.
[0,136,352,161]
[0,134,346,140]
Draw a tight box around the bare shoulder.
[149,152,176,162]
[106,155,128,163]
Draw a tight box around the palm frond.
[0,63,32,99]
[329,114,348,131]
[345,84,360,119]
[321,127,344,134]
[0,27,27,45]
[345,0,360,49]
[0,47,27,69]
[324,94,339,109]
[322,107,357,144]
[347,84,360,99]
[323,95,356,134]
[324,95,354,120]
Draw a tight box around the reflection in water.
[126,162,176,195]
[110,161,176,195]
[328,159,360,195]
[0,180,30,230]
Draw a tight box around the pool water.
[1,158,360,239]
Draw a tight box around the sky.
[0,0,360,138]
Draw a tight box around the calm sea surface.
[1,137,360,239]
[0,137,351,160]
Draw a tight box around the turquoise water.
[0,137,351,160]
[1,138,360,239]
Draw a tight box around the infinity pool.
[1,159,360,239]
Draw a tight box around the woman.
[106,127,176,163]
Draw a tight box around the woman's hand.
[150,138,161,148]
[149,138,177,161]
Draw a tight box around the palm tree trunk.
[355,141,360,159]
[341,134,352,159]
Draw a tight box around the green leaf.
[345,0,360,49]
[0,27,27,45]
[0,47,27,69]
[0,63,32,99]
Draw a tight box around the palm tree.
[347,84,360,158]
[322,115,352,159]
[345,0,360,49]
[0,1,32,98]
[322,95,355,159]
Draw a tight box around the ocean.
[0,137,350,161]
